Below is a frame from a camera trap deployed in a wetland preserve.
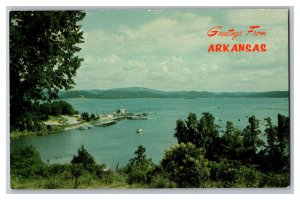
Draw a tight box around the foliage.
[276,114,290,171]
[71,145,96,172]
[10,112,290,189]
[197,112,221,160]
[161,143,210,188]
[209,159,262,187]
[94,164,108,179]
[220,121,244,160]
[90,113,97,120]
[10,11,85,131]
[81,112,90,121]
[260,172,290,187]
[80,112,98,121]
[10,145,45,178]
[39,100,77,116]
[259,115,290,173]
[125,145,154,185]
[174,112,221,160]
[70,163,84,189]
[241,116,264,163]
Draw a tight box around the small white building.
[117,108,128,114]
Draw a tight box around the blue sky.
[73,9,289,92]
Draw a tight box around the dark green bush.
[94,164,107,179]
[209,158,263,187]
[161,143,210,188]
[71,145,96,172]
[10,145,45,178]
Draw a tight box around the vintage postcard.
[9,8,290,190]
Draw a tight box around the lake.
[10,98,289,169]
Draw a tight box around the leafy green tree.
[51,101,63,116]
[60,100,76,115]
[125,145,154,184]
[10,11,85,130]
[71,145,96,172]
[161,143,210,188]
[221,121,244,160]
[10,145,45,178]
[174,113,198,144]
[174,112,221,160]
[196,112,220,160]
[261,115,289,173]
[40,103,52,115]
[262,117,280,172]
[277,114,289,171]
[81,112,90,121]
[241,116,264,163]
[174,119,188,144]
[90,113,96,120]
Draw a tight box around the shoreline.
[10,111,153,139]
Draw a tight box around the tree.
[174,112,221,160]
[71,145,96,172]
[60,100,76,115]
[161,143,210,188]
[51,101,63,116]
[39,103,52,115]
[241,116,264,163]
[196,112,220,160]
[125,145,154,184]
[10,145,45,178]
[262,117,280,172]
[90,113,96,120]
[70,163,84,189]
[221,121,243,160]
[81,112,90,121]
[262,115,289,173]
[174,113,196,144]
[10,11,85,130]
[277,114,290,171]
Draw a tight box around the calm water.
[11,98,289,169]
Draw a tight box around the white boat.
[136,128,143,134]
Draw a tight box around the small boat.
[136,128,143,134]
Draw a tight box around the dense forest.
[10,112,289,189]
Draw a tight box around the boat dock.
[95,120,117,127]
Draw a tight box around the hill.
[58,87,289,99]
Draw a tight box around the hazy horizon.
[63,86,289,93]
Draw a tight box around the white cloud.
[226,9,288,26]
[74,10,289,92]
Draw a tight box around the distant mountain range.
[58,87,289,99]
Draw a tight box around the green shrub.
[70,163,84,189]
[209,158,263,187]
[161,143,210,188]
[44,179,62,189]
[149,174,176,188]
[49,164,67,175]
[10,145,45,178]
[94,164,107,179]
[260,173,290,187]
